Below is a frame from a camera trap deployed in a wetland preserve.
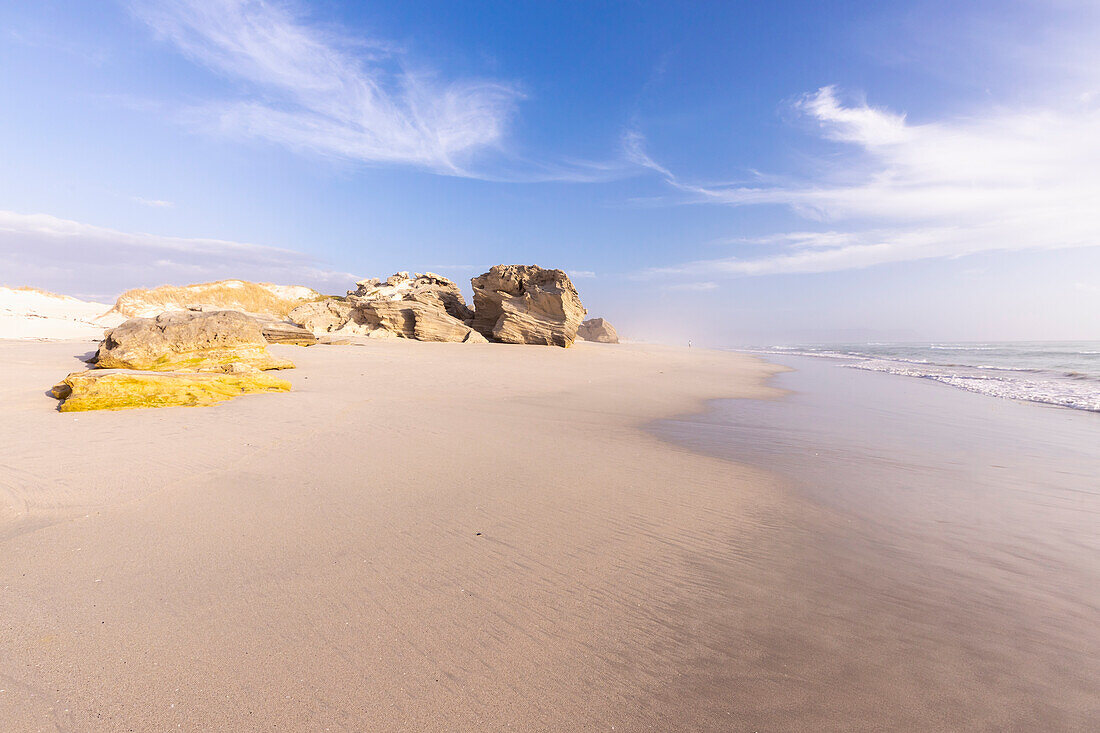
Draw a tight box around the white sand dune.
[0,286,124,340]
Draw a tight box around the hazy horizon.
[2,0,1099,345]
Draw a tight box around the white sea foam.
[755,342,1100,413]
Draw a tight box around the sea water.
[750,342,1100,412]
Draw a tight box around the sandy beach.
[2,339,792,730]
[3,339,1098,731]
[7,0,1100,729]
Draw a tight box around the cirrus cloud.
[132,0,523,176]
[635,85,1100,277]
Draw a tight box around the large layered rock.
[289,272,484,343]
[255,318,318,346]
[578,317,619,344]
[353,300,487,343]
[471,265,586,347]
[94,310,294,372]
[50,369,291,412]
[287,299,361,335]
[349,272,473,321]
[179,305,317,347]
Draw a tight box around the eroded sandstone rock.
[471,265,586,347]
[94,310,294,372]
[348,272,474,321]
[50,369,291,412]
[578,317,619,344]
[351,299,487,343]
[287,299,360,335]
[257,319,319,346]
[290,273,482,343]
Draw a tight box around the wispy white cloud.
[622,129,674,179]
[0,210,354,299]
[662,281,717,292]
[568,270,597,279]
[132,0,522,176]
[637,85,1100,277]
[132,196,174,208]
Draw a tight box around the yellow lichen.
[94,347,294,372]
[51,370,291,412]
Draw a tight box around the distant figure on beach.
[688,340,692,349]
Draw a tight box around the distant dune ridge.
[0,285,124,340]
[109,279,323,319]
[0,280,324,341]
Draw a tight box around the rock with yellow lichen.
[49,309,296,412]
[94,310,294,371]
[50,368,291,412]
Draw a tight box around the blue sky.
[2,0,1099,344]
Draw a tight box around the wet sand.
[2,341,1097,731]
[656,355,1100,730]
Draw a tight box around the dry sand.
[2,339,793,731]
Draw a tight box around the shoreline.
[734,343,1100,414]
[654,355,1100,729]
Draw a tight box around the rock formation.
[50,369,291,412]
[353,300,487,343]
[174,305,318,347]
[109,280,322,319]
[578,317,619,344]
[348,272,474,322]
[470,265,586,347]
[94,310,294,372]
[289,272,484,343]
[255,318,318,346]
[287,299,360,335]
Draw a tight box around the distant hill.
[0,286,124,340]
[109,280,323,319]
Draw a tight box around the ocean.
[749,342,1100,412]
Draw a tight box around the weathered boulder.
[470,265,586,347]
[257,319,318,346]
[348,272,474,321]
[287,299,362,335]
[94,310,294,372]
[50,369,291,412]
[578,317,619,344]
[351,300,487,343]
[290,273,483,343]
[175,306,318,347]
